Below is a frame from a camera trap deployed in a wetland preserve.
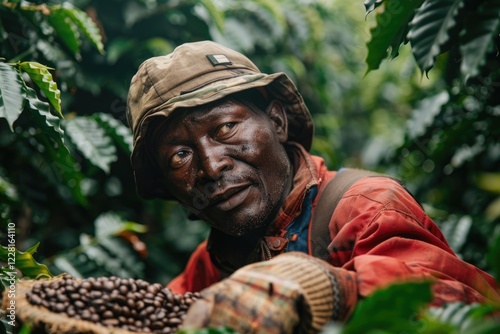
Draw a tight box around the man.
[126,41,500,333]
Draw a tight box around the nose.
[196,141,232,180]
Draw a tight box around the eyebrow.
[163,100,245,145]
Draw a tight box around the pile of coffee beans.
[25,274,201,333]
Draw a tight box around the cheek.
[165,168,196,199]
[239,127,277,155]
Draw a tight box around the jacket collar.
[267,142,322,234]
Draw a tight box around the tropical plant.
[363,0,500,272]
[1,0,500,333]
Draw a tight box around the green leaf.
[64,116,118,174]
[485,197,500,222]
[0,175,18,204]
[60,3,105,54]
[24,85,82,203]
[142,37,173,57]
[426,302,500,333]
[33,133,87,206]
[439,215,472,253]
[460,1,500,78]
[92,112,133,155]
[253,0,287,29]
[406,91,449,139]
[0,62,24,130]
[343,281,433,334]
[106,38,137,64]
[0,244,53,279]
[428,303,475,330]
[487,232,500,281]
[199,0,225,32]
[364,0,385,14]
[25,242,40,255]
[18,61,62,117]
[408,0,464,74]
[476,172,500,194]
[94,212,147,240]
[24,86,66,147]
[47,7,81,56]
[52,233,145,278]
[365,0,425,74]
[18,324,32,334]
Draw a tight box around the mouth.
[209,184,253,211]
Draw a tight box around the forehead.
[156,100,267,142]
[166,100,266,128]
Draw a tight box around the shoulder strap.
[310,168,382,261]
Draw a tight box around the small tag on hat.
[206,54,232,66]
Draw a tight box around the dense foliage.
[0,0,499,332]
[364,0,500,274]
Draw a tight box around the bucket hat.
[127,40,314,199]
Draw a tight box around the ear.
[267,100,288,143]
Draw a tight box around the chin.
[200,188,285,237]
[216,208,278,237]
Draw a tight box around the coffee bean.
[119,285,128,294]
[32,283,41,293]
[156,310,167,320]
[102,319,119,327]
[102,310,114,319]
[81,310,91,320]
[121,305,131,316]
[89,290,101,299]
[125,299,135,309]
[65,285,75,293]
[103,281,115,291]
[74,300,85,309]
[150,321,163,330]
[45,288,56,298]
[168,317,182,326]
[136,300,145,310]
[57,294,68,303]
[29,294,42,306]
[27,275,200,333]
[143,298,155,306]
[81,281,91,290]
[92,298,105,306]
[54,303,65,312]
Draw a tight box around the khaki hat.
[127,40,313,199]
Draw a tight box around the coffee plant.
[0,0,499,333]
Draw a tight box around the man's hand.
[182,252,356,333]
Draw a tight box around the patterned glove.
[182,252,357,333]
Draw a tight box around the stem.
[8,46,36,63]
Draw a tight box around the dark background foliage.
[0,0,499,293]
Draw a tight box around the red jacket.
[168,144,500,309]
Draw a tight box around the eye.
[216,122,237,138]
[170,149,191,168]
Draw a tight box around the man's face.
[155,99,293,237]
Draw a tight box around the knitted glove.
[182,252,357,333]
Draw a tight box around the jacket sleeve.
[167,240,221,294]
[326,177,500,306]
